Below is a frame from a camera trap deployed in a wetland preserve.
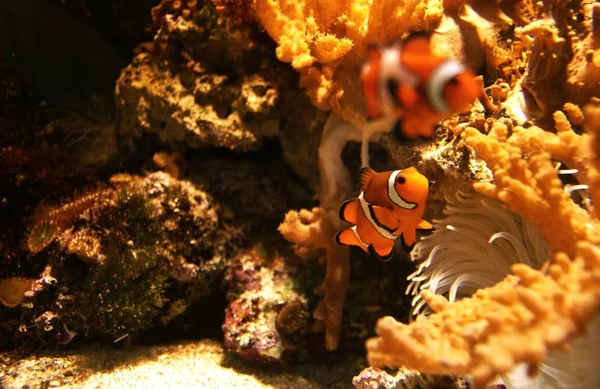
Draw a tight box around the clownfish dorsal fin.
[402,30,432,56]
[359,167,377,191]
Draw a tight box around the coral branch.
[367,241,600,388]
[365,101,600,386]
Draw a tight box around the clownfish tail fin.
[336,228,369,253]
[359,167,377,191]
[339,199,359,224]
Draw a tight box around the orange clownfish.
[335,167,434,261]
[360,31,479,139]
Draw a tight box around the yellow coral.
[367,242,600,388]
[365,102,600,387]
[255,0,444,120]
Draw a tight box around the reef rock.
[1,171,235,345]
[352,367,469,389]
[115,7,293,151]
[222,246,312,363]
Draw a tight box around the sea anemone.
[406,190,600,389]
[406,191,549,317]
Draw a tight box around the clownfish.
[360,31,479,139]
[335,167,434,261]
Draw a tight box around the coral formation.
[406,191,599,389]
[254,0,445,124]
[352,367,468,389]
[279,207,349,350]
[406,191,550,317]
[116,1,293,151]
[4,172,232,343]
[365,100,600,387]
[5,0,600,388]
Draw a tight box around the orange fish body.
[360,31,479,139]
[336,167,434,261]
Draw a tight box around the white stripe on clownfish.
[388,170,418,210]
[358,192,397,240]
[350,225,369,249]
[378,46,420,116]
[426,60,465,113]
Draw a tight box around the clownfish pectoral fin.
[368,243,395,262]
[359,167,377,191]
[368,205,399,232]
[339,199,359,224]
[416,219,434,231]
[399,115,437,140]
[336,228,369,253]
[397,85,419,109]
[397,115,421,139]
[400,229,416,252]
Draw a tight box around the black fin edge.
[335,231,347,246]
[367,204,397,234]
[339,199,352,223]
[404,30,433,43]
[359,166,375,176]
[368,244,394,262]
[400,234,415,253]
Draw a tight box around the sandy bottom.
[0,339,362,388]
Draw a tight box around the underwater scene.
[1,0,600,388]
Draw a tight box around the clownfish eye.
[396,176,406,184]
[447,76,459,86]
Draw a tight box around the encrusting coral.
[365,100,600,387]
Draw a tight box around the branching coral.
[278,111,367,350]
[406,191,600,388]
[279,207,350,350]
[365,102,600,388]
[254,0,444,124]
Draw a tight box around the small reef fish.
[336,167,434,261]
[360,31,479,139]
